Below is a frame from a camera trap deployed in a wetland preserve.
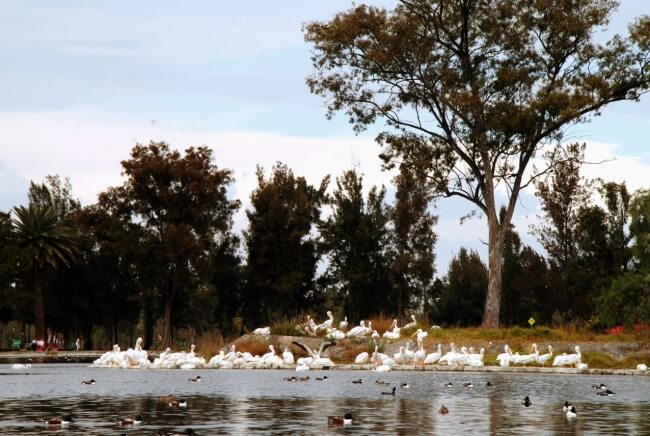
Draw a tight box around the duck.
[297,376,310,382]
[563,401,573,412]
[522,396,532,407]
[81,379,96,385]
[284,376,297,382]
[463,382,473,388]
[187,375,202,382]
[327,413,353,426]
[44,415,73,426]
[486,381,493,387]
[439,405,449,414]
[155,429,197,436]
[401,382,410,388]
[592,383,607,390]
[596,389,615,396]
[352,379,363,384]
[381,387,396,395]
[168,398,187,407]
[316,376,328,381]
[374,380,390,385]
[445,382,453,387]
[119,415,143,426]
[566,406,577,418]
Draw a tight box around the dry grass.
[194,331,226,359]
[270,318,305,337]
[234,335,275,356]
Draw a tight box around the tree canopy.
[304,0,650,327]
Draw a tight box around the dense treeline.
[0,141,649,349]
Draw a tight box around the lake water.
[0,364,648,435]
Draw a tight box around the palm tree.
[10,204,78,342]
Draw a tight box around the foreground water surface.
[0,363,648,435]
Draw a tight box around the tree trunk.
[163,300,173,349]
[482,215,503,328]
[33,268,46,341]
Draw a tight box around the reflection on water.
[0,364,648,434]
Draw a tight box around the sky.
[1,1,649,274]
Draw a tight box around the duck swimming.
[596,389,615,396]
[328,413,353,426]
[352,379,363,384]
[522,396,532,407]
[119,415,143,426]
[81,379,96,385]
[463,382,473,388]
[168,399,187,407]
[439,405,449,414]
[566,406,577,418]
[401,382,410,388]
[44,415,73,426]
[188,376,202,382]
[563,401,573,412]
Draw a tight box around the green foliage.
[596,272,650,327]
[305,0,650,328]
[391,165,437,317]
[93,142,240,347]
[432,248,487,326]
[319,170,394,321]
[243,162,328,327]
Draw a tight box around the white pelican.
[208,350,225,367]
[339,316,349,331]
[423,343,442,364]
[371,330,380,339]
[403,341,416,364]
[292,340,336,368]
[449,346,469,366]
[637,363,648,371]
[403,314,417,330]
[553,346,581,367]
[414,339,426,363]
[534,344,554,365]
[346,321,367,337]
[253,326,271,335]
[393,346,405,364]
[316,311,335,332]
[383,320,401,339]
[11,363,31,369]
[412,328,428,342]
[511,347,536,366]
[437,343,454,365]
[325,328,346,340]
[355,351,370,364]
[467,348,485,367]
[372,364,392,372]
[496,344,512,367]
[282,347,294,364]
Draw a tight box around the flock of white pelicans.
[90,311,648,373]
